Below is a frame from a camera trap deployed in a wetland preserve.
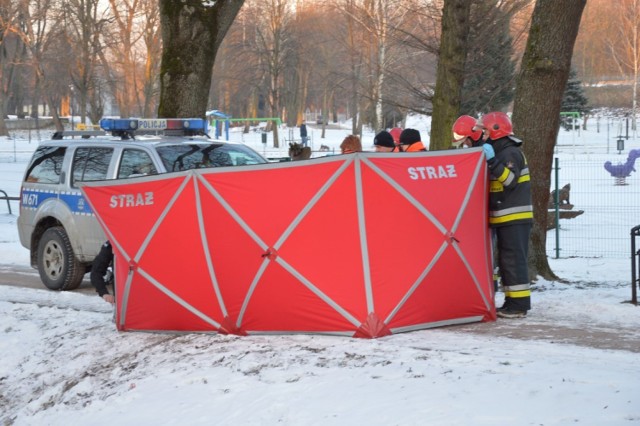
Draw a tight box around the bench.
[0,189,19,215]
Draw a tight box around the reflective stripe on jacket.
[487,136,533,227]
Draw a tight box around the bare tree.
[158,0,245,118]
[252,0,294,147]
[333,0,410,132]
[139,0,161,117]
[342,0,364,134]
[284,1,321,127]
[512,0,586,280]
[17,0,66,132]
[64,0,109,124]
[0,0,17,136]
[106,0,142,117]
[210,6,265,127]
[605,0,640,131]
[351,0,390,131]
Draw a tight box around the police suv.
[18,118,268,290]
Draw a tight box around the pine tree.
[561,69,589,114]
[460,1,516,116]
[560,69,589,130]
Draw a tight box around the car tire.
[37,226,86,290]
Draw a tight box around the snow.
[1,117,640,425]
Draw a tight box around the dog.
[319,144,330,152]
[548,183,571,208]
[288,142,312,161]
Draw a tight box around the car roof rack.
[52,130,107,140]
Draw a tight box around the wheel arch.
[30,216,62,268]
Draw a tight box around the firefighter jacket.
[486,136,533,227]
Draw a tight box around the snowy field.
[1,116,639,425]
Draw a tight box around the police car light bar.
[99,119,139,131]
[99,118,208,136]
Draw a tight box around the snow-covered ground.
[1,116,639,425]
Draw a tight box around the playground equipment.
[604,149,640,185]
[206,110,282,141]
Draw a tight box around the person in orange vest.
[479,112,532,319]
[398,128,427,152]
[373,130,397,152]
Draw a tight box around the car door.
[69,146,115,260]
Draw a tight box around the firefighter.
[452,115,501,292]
[452,115,483,148]
[479,112,533,318]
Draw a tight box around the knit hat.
[399,128,421,145]
[374,131,395,148]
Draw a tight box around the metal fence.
[632,225,640,304]
[548,157,640,258]
[3,133,638,259]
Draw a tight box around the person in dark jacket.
[479,112,533,318]
[300,121,309,146]
[90,240,115,304]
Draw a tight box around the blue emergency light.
[99,118,139,131]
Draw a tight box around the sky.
[1,116,639,425]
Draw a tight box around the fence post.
[632,225,640,305]
[554,157,560,259]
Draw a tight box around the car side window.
[118,149,158,178]
[72,147,114,187]
[24,146,67,184]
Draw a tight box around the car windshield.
[156,143,267,172]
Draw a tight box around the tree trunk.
[269,59,280,148]
[430,0,472,150]
[31,73,40,119]
[0,102,8,136]
[512,0,586,281]
[158,0,244,118]
[373,0,387,132]
[297,67,309,126]
[44,91,64,132]
[0,46,7,136]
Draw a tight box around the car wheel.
[37,226,86,290]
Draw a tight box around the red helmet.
[452,115,482,146]
[389,127,403,144]
[479,112,513,140]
